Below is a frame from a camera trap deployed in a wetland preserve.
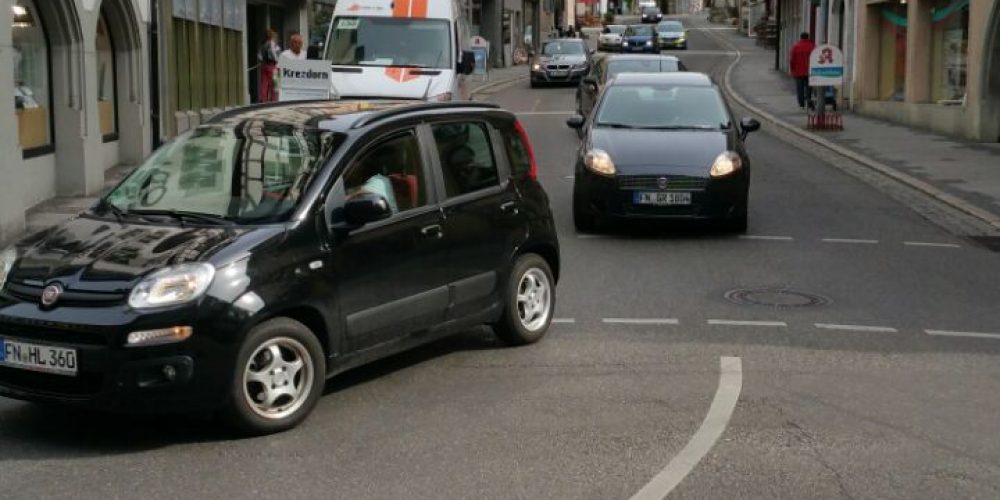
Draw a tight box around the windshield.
[326,17,452,69]
[627,25,654,36]
[606,25,626,34]
[607,59,679,77]
[595,84,731,129]
[658,22,684,32]
[542,41,586,56]
[103,123,340,224]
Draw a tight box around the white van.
[323,0,475,101]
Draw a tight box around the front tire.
[222,318,326,435]
[724,202,749,233]
[493,254,555,346]
[573,192,598,233]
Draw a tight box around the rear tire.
[493,254,555,346]
[530,79,539,88]
[221,318,325,436]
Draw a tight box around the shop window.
[96,14,119,141]
[308,0,337,56]
[11,0,53,156]
[878,3,907,101]
[930,0,969,104]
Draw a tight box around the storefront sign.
[200,0,222,27]
[470,36,490,76]
[172,0,196,20]
[809,44,844,86]
[278,59,332,102]
[223,0,245,30]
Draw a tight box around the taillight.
[514,120,538,181]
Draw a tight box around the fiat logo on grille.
[657,177,669,190]
[41,283,64,307]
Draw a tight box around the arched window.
[12,0,53,156]
[96,13,119,140]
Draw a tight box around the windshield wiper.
[637,125,718,130]
[126,209,235,226]
[596,122,636,129]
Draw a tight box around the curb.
[470,74,528,98]
[702,26,1000,231]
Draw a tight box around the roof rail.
[206,99,337,124]
[351,101,502,129]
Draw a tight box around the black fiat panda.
[0,101,559,434]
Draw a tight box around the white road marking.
[576,234,610,239]
[925,329,1000,340]
[551,318,576,324]
[708,319,787,327]
[739,235,793,241]
[815,323,898,333]
[602,318,680,325]
[903,241,962,248]
[629,357,743,500]
[514,111,576,116]
[821,238,879,244]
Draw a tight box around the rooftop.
[609,72,714,86]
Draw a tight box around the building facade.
[854,0,1000,142]
[1,0,153,244]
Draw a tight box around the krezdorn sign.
[278,59,332,101]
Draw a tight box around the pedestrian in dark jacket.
[789,32,815,109]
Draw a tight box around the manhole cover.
[725,288,831,308]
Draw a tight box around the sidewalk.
[468,65,528,97]
[699,17,1000,233]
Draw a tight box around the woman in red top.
[789,32,815,109]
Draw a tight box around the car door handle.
[420,224,443,239]
[500,201,519,215]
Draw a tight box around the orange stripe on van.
[392,0,410,17]
[385,67,420,82]
[409,0,428,17]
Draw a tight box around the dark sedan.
[576,54,687,120]
[640,6,663,23]
[530,38,592,87]
[566,73,760,232]
[621,24,658,53]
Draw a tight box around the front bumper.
[574,168,748,222]
[0,300,238,413]
[660,38,688,49]
[531,66,589,83]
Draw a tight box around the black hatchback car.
[566,73,760,232]
[0,100,559,434]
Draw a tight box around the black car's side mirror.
[458,50,476,75]
[344,193,392,228]
[566,115,586,129]
[740,117,761,139]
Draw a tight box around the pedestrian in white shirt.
[280,33,307,61]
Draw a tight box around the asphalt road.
[2,16,999,500]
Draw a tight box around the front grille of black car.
[0,318,111,347]
[546,64,571,70]
[3,282,127,308]
[618,175,708,191]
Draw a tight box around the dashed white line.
[815,323,898,333]
[551,318,576,324]
[629,357,743,500]
[739,235,794,241]
[707,319,787,327]
[903,241,962,248]
[821,238,879,244]
[576,234,610,239]
[602,318,680,325]
[925,329,1000,340]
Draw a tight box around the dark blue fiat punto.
[0,100,559,434]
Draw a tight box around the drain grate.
[968,236,1000,252]
[725,287,831,308]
